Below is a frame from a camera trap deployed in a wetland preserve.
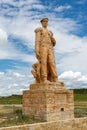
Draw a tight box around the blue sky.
[0,0,87,96]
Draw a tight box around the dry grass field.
[0,104,44,127]
[74,101,87,117]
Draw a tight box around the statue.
[31,62,40,83]
[32,18,58,83]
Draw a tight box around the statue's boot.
[53,77,58,82]
[53,78,65,86]
[41,77,50,84]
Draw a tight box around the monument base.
[22,82,74,121]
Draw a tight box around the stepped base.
[22,82,74,121]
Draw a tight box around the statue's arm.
[35,28,41,60]
[50,31,56,46]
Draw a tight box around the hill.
[0,95,22,104]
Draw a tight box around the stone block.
[22,82,74,121]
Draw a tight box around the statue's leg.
[48,47,58,82]
[40,45,48,83]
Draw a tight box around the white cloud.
[76,0,86,4]
[59,71,87,89]
[0,0,40,5]
[59,71,82,79]
[54,5,72,12]
[8,83,18,89]
[0,71,4,75]
[0,28,7,43]
[0,14,82,63]
[0,26,36,62]
[31,4,45,10]
[0,70,87,96]
[78,76,87,83]
[47,18,87,74]
[0,0,87,95]
[0,72,5,77]
[12,72,25,78]
[0,69,34,96]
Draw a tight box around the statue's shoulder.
[49,30,53,35]
[34,27,42,33]
[47,29,53,36]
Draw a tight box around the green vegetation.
[73,89,87,117]
[70,89,87,101]
[74,88,87,94]
[0,95,22,104]
[74,94,87,101]
[74,107,87,118]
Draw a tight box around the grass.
[74,94,87,101]
[0,103,87,127]
[0,105,44,127]
[74,107,87,118]
[0,95,22,104]
[75,101,87,106]
[73,90,87,117]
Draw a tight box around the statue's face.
[41,19,48,28]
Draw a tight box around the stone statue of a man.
[32,18,58,83]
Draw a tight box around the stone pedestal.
[22,82,74,121]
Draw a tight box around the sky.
[0,0,87,96]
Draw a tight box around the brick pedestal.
[22,82,74,121]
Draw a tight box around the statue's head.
[40,18,48,28]
[40,18,48,23]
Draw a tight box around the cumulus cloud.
[76,0,86,4]
[59,71,82,79]
[0,28,7,43]
[0,0,87,95]
[0,70,87,96]
[78,76,87,83]
[48,17,87,74]
[54,5,72,12]
[0,27,36,62]
[59,71,87,89]
[0,69,34,96]
[0,0,44,63]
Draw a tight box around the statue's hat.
[40,18,48,22]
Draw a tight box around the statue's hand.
[51,37,56,46]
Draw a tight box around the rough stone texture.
[0,117,87,130]
[33,18,58,83]
[22,82,74,121]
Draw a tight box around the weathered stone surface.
[22,82,74,121]
[32,18,58,83]
[30,82,65,90]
